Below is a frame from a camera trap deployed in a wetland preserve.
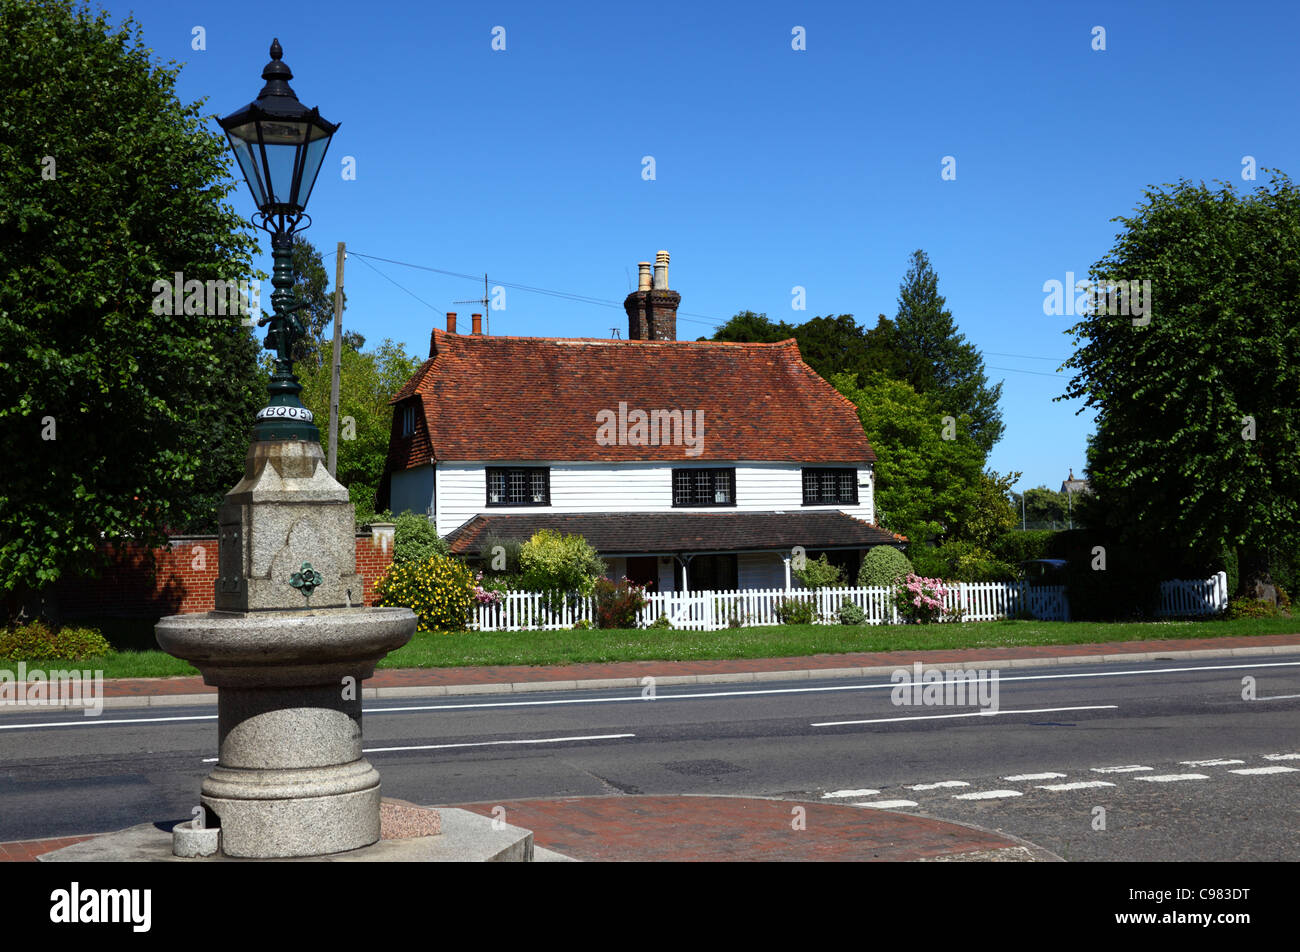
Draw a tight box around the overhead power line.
[346,250,1076,369]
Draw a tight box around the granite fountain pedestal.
[155,438,416,858]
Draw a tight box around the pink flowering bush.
[472,571,504,606]
[594,577,648,629]
[894,573,950,624]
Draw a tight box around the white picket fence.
[472,590,598,632]
[1157,571,1229,618]
[471,580,1074,631]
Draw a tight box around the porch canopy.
[444,510,903,558]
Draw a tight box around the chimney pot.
[471,313,482,335]
[637,261,652,291]
[446,312,458,333]
[653,250,670,290]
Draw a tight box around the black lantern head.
[219,39,339,228]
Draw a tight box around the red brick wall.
[56,535,394,619]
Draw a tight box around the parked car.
[1019,558,1068,584]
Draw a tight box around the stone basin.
[155,605,416,857]
[155,606,415,687]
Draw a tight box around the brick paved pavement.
[1,797,1044,862]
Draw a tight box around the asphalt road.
[1,653,1296,860]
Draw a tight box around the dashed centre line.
[1132,773,1210,783]
[1037,781,1115,791]
[953,790,1022,800]
[822,789,880,799]
[1264,753,1300,761]
[906,780,970,790]
[1003,772,1066,782]
[1180,758,1245,767]
[853,800,918,809]
[1091,765,1153,773]
[1229,766,1298,775]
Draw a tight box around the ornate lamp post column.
[219,38,338,442]
[155,40,415,859]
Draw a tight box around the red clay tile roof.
[444,511,905,556]
[388,331,875,467]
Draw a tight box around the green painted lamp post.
[220,39,339,442]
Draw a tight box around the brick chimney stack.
[471,313,482,335]
[624,250,680,340]
[432,312,458,355]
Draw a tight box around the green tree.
[704,310,795,344]
[289,236,343,368]
[1015,485,1070,528]
[0,0,262,618]
[1060,174,1300,600]
[297,338,421,515]
[893,250,1004,456]
[962,470,1021,549]
[790,314,867,381]
[518,529,606,595]
[860,314,908,381]
[832,372,986,545]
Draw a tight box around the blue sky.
[102,0,1300,492]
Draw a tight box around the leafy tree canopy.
[290,236,345,368]
[832,372,987,545]
[0,0,262,615]
[893,250,1004,457]
[1060,173,1300,595]
[297,337,421,517]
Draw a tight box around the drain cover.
[661,759,745,776]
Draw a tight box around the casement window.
[672,468,735,507]
[802,468,859,506]
[486,467,550,506]
[400,403,418,437]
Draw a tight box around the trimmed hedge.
[858,546,914,587]
[0,622,112,661]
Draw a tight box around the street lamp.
[220,38,339,442]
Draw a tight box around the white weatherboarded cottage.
[379,253,903,592]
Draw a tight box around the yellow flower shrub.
[375,555,476,633]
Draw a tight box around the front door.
[625,556,660,592]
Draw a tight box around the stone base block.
[203,783,380,858]
[37,807,540,863]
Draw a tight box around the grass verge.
[5,614,1297,680]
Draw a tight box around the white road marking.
[822,788,880,798]
[852,799,918,809]
[200,731,636,762]
[953,790,1022,800]
[1264,753,1300,760]
[3,660,1296,732]
[364,732,635,754]
[1229,766,1299,775]
[365,661,1300,715]
[1036,781,1116,791]
[1132,773,1210,783]
[1091,765,1153,773]
[906,780,970,790]
[1003,772,1067,781]
[1180,758,1245,766]
[1258,693,1300,700]
[0,713,215,730]
[811,705,1117,727]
